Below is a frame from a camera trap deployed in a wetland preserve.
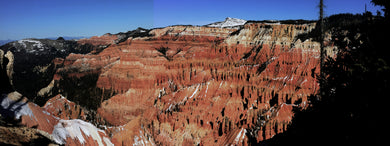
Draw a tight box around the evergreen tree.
[319,0,325,98]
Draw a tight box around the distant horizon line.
[2,12,383,41]
[0,36,91,41]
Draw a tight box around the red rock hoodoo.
[49,21,324,145]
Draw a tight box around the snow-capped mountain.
[206,17,247,28]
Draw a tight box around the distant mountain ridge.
[0,40,15,46]
[44,36,90,41]
[0,36,89,46]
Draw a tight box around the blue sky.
[0,0,383,40]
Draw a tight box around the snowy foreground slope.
[52,119,113,145]
[0,92,113,146]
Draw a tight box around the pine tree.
[319,0,325,98]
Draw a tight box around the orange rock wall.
[53,23,321,145]
[43,94,86,120]
[78,34,118,46]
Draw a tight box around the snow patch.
[17,39,44,49]
[300,79,307,85]
[219,81,224,89]
[133,130,154,146]
[272,76,288,81]
[52,119,113,146]
[207,17,247,28]
[234,128,247,144]
[42,110,51,116]
[189,84,200,99]
[0,94,34,120]
[166,104,174,112]
[167,84,201,112]
[205,82,210,97]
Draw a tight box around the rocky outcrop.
[0,50,14,93]
[0,92,113,145]
[0,92,58,133]
[0,38,95,101]
[78,33,118,46]
[48,21,325,145]
[0,126,54,145]
[3,51,14,86]
[77,27,151,48]
[43,94,86,120]
[110,116,155,145]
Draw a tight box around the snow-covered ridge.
[16,39,45,49]
[9,38,69,54]
[52,119,113,146]
[207,17,247,28]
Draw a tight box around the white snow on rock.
[189,84,200,99]
[234,128,247,144]
[52,119,113,146]
[207,17,247,28]
[17,39,44,49]
[1,93,113,146]
[133,130,155,146]
[205,81,210,97]
[0,93,34,120]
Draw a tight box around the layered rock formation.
[1,18,333,145]
[78,33,118,46]
[0,92,113,145]
[43,94,87,120]
[42,21,323,145]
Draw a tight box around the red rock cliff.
[50,22,323,145]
